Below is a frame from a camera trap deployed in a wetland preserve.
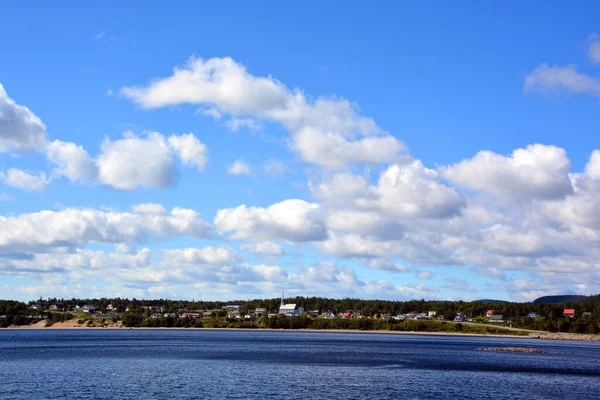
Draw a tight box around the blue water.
[0,330,599,399]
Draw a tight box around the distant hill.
[533,295,588,304]
[471,299,508,304]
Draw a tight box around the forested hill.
[533,295,589,304]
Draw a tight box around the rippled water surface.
[1,330,599,399]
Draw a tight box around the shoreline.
[4,322,598,341]
[0,325,556,340]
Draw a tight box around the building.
[428,311,437,317]
[527,312,541,318]
[82,305,96,313]
[278,294,304,317]
[255,308,267,315]
[489,315,504,323]
[226,305,242,313]
[49,304,63,311]
[563,309,576,318]
[486,310,495,317]
[454,312,466,322]
[342,311,354,319]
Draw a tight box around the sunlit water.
[1,330,599,399]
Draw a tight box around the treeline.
[2,295,600,333]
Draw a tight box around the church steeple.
[280,291,285,307]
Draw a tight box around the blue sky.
[1,2,600,302]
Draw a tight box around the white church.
[278,294,304,317]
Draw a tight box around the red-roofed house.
[342,311,354,319]
[486,310,494,317]
[563,309,575,318]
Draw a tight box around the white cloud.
[120,56,406,168]
[225,117,262,132]
[0,206,212,254]
[46,140,97,182]
[0,83,47,152]
[214,199,326,242]
[374,161,465,218]
[131,203,168,215]
[201,108,222,120]
[416,270,433,280]
[45,132,208,190]
[228,159,253,176]
[0,193,14,202]
[96,132,177,191]
[263,158,290,177]
[240,241,283,256]
[167,133,208,170]
[162,246,240,265]
[94,31,106,40]
[442,144,573,202]
[524,64,600,97]
[588,34,600,64]
[0,168,48,192]
[292,126,406,168]
[315,161,464,220]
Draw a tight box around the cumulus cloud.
[0,83,47,152]
[96,132,178,190]
[131,203,168,215]
[240,241,283,256]
[588,34,600,64]
[442,144,573,202]
[120,56,406,168]
[228,159,253,176]
[45,132,208,191]
[0,168,48,192]
[0,206,212,254]
[162,246,240,265]
[315,161,464,220]
[524,64,600,97]
[46,140,97,182]
[214,199,326,242]
[167,133,208,170]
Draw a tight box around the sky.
[1,2,600,302]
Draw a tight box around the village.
[17,296,587,326]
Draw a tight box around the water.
[0,330,599,399]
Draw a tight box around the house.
[181,312,200,319]
[454,312,466,322]
[226,305,242,313]
[322,311,336,319]
[49,304,63,311]
[255,308,267,315]
[486,310,495,317]
[563,309,576,318]
[342,311,354,319]
[82,305,96,313]
[528,312,541,318]
[30,304,43,312]
[582,312,592,317]
[488,315,504,323]
[202,311,214,318]
[107,304,115,311]
[428,311,437,318]
[381,313,392,321]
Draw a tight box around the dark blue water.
[1,330,599,399]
